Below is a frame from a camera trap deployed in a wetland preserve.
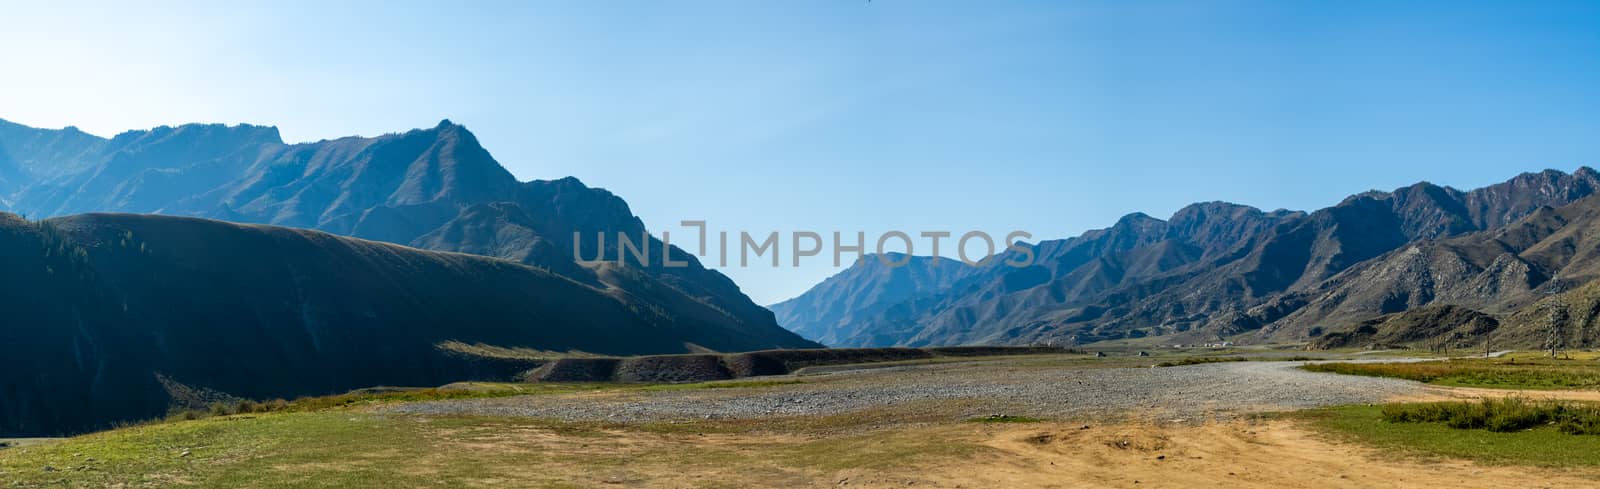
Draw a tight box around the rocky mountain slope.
[1261,191,1600,340]
[776,168,1600,347]
[1302,192,1600,350]
[0,211,811,436]
[1308,305,1501,350]
[0,117,809,352]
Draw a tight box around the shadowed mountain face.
[0,118,817,435]
[0,212,810,436]
[0,117,810,352]
[775,168,1600,348]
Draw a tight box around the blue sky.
[3,1,1598,304]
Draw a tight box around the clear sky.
[3,1,1598,304]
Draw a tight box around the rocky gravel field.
[383,357,1426,422]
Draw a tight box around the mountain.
[769,253,972,345]
[0,118,810,356]
[891,202,1304,346]
[0,119,108,181]
[0,211,812,436]
[0,151,20,203]
[776,168,1600,347]
[1297,191,1600,349]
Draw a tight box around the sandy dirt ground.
[1403,385,1600,403]
[422,417,1600,489]
[911,420,1600,489]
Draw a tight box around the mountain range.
[0,117,810,351]
[0,117,815,435]
[773,168,1600,350]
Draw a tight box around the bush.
[1156,357,1247,367]
[1382,398,1600,434]
[1553,403,1600,435]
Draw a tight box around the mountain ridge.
[774,167,1600,348]
[0,117,797,353]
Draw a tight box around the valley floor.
[383,354,1421,422]
[4,352,1598,488]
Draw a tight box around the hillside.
[1306,193,1600,351]
[1262,192,1600,342]
[775,168,1600,347]
[0,118,804,364]
[1496,279,1600,349]
[1307,305,1501,350]
[0,211,812,436]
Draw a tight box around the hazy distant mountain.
[777,168,1600,348]
[0,118,809,361]
[0,152,20,203]
[769,253,972,345]
[0,211,812,436]
[0,119,108,180]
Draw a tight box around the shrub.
[1482,398,1547,432]
[1382,398,1600,435]
[1554,403,1600,435]
[1156,357,1246,367]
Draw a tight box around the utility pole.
[1546,298,1569,360]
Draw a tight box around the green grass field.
[1297,404,1600,468]
[0,402,987,488]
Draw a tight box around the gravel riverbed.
[383,358,1426,422]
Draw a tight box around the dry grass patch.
[1303,356,1600,390]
